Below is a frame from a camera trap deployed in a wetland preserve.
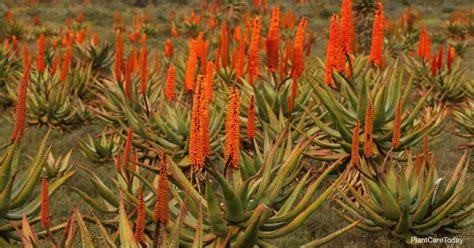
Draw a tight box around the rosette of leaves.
[0,131,75,245]
[335,151,473,244]
[304,59,448,162]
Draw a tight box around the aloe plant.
[0,131,75,245]
[304,59,448,162]
[73,129,359,247]
[79,130,119,164]
[5,66,94,129]
[335,151,473,244]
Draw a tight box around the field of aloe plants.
[0,0,473,247]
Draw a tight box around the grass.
[1,0,473,247]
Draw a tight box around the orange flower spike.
[154,154,169,224]
[165,65,176,101]
[392,100,402,148]
[291,17,308,101]
[247,17,261,85]
[431,55,437,77]
[201,79,211,158]
[415,153,423,175]
[3,39,10,53]
[350,121,360,167]
[68,32,75,46]
[124,127,133,168]
[423,36,431,62]
[12,35,19,56]
[220,22,229,68]
[140,46,148,96]
[50,53,60,76]
[115,153,122,174]
[266,7,281,72]
[37,33,46,73]
[447,47,455,71]
[225,87,241,168]
[189,76,206,169]
[369,2,385,67]
[115,32,123,81]
[247,95,256,140]
[135,192,146,242]
[40,177,49,229]
[140,33,147,47]
[59,45,72,81]
[340,0,354,55]
[185,39,198,92]
[436,46,443,71]
[10,60,31,142]
[235,37,245,82]
[205,61,214,101]
[77,11,84,23]
[61,35,68,48]
[417,29,426,59]
[76,29,84,44]
[363,103,374,156]
[325,15,340,86]
[164,39,173,58]
[233,26,242,42]
[171,25,178,37]
[92,32,99,47]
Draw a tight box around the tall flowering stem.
[368,2,385,67]
[247,95,256,140]
[50,53,60,76]
[325,15,341,86]
[363,103,374,156]
[417,29,427,59]
[37,33,46,72]
[225,87,240,168]
[154,153,169,224]
[350,121,360,167]
[266,7,280,72]
[185,39,198,92]
[436,46,443,71]
[340,0,354,56]
[135,191,146,242]
[115,32,123,81]
[235,36,245,81]
[165,65,176,101]
[164,39,173,58]
[10,61,31,143]
[205,61,214,101]
[189,75,209,169]
[447,47,455,71]
[291,17,307,105]
[247,17,261,85]
[140,46,148,96]
[59,45,72,81]
[41,177,49,229]
[392,100,402,148]
[219,22,229,68]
